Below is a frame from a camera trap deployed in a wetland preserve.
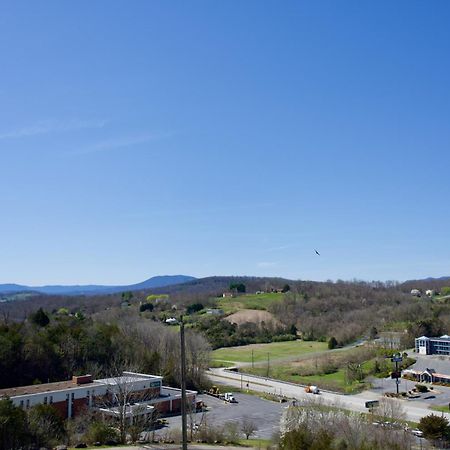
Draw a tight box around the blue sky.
[1,1,449,285]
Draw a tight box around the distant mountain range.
[0,275,196,296]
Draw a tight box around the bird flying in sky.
[315,249,320,256]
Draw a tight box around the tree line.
[0,307,210,390]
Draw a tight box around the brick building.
[0,371,196,420]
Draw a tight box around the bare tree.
[96,361,159,444]
[241,416,258,439]
[374,397,406,423]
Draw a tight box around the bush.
[28,404,65,447]
[328,337,338,350]
[0,399,29,449]
[186,303,204,315]
[418,414,450,440]
[415,384,428,393]
[139,302,154,312]
[86,422,119,445]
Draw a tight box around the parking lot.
[153,393,286,440]
[368,354,450,409]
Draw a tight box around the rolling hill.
[0,275,196,296]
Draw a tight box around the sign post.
[391,354,403,395]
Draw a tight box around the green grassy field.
[244,364,369,394]
[212,340,327,365]
[216,292,283,313]
[431,404,450,413]
[238,438,272,448]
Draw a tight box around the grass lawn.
[216,292,283,313]
[243,364,368,394]
[431,404,450,413]
[238,438,273,447]
[212,340,327,365]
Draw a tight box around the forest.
[1,275,450,390]
[0,306,210,390]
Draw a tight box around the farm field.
[211,340,327,365]
[216,292,283,313]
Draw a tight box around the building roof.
[0,371,163,399]
[0,380,100,398]
[415,335,450,342]
[95,372,162,386]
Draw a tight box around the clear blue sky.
[1,1,449,285]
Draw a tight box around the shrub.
[415,384,428,393]
[186,303,204,315]
[86,421,119,445]
[139,303,154,312]
[418,414,450,440]
[328,337,338,350]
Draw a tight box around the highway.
[207,367,450,423]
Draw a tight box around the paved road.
[208,368,450,423]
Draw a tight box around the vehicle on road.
[305,385,320,394]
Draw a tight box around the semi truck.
[207,386,238,402]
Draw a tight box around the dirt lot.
[224,309,281,328]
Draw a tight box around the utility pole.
[267,353,270,377]
[180,315,188,450]
[251,349,254,368]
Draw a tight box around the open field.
[243,363,369,394]
[216,292,283,313]
[211,340,327,365]
[237,346,397,394]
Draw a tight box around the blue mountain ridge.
[0,275,196,296]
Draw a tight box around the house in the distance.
[165,317,178,325]
[0,371,196,420]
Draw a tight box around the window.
[43,396,47,404]
[26,399,30,409]
[49,396,53,404]
[20,400,24,408]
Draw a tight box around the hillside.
[0,274,196,296]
